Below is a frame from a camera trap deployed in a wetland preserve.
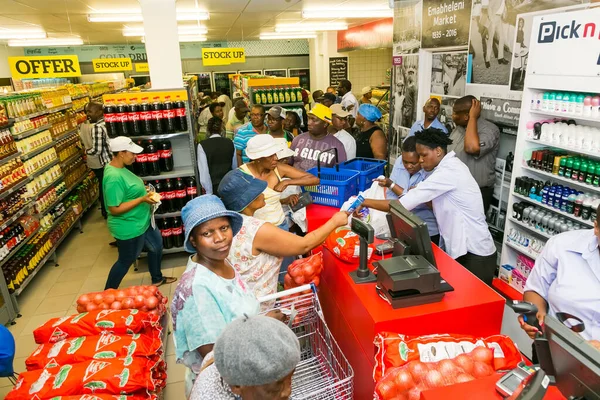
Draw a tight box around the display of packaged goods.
[0,215,40,263]
[56,134,83,162]
[49,110,78,138]
[252,86,303,105]
[65,83,90,99]
[0,128,18,158]
[0,93,46,118]
[132,139,175,177]
[72,96,89,111]
[0,102,7,126]
[25,164,62,199]
[10,115,49,135]
[0,187,28,224]
[15,129,52,155]
[0,159,27,193]
[40,88,72,109]
[18,78,70,90]
[152,176,197,213]
[530,90,600,119]
[34,181,67,215]
[157,216,184,249]
[23,147,58,176]
[62,158,87,188]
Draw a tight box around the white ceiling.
[0,0,391,44]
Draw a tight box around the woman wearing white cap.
[103,136,177,289]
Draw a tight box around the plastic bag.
[6,357,166,399]
[324,227,374,263]
[26,331,163,371]
[283,252,323,291]
[34,310,160,344]
[373,332,522,382]
[374,347,496,400]
[341,175,390,237]
[75,286,168,317]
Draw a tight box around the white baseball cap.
[109,136,144,154]
[246,134,293,160]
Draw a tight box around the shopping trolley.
[258,284,354,400]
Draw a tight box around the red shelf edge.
[492,278,523,301]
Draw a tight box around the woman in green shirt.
[103,137,177,289]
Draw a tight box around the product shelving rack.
[0,177,32,201]
[244,76,304,110]
[0,151,21,167]
[11,124,52,140]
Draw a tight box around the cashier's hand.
[518,312,545,339]
[331,211,351,227]
[374,177,393,188]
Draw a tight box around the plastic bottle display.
[103,101,118,138]
[134,140,148,177]
[528,150,600,188]
[174,96,188,132]
[186,176,197,203]
[530,90,600,120]
[159,140,174,172]
[116,99,130,137]
[163,179,175,213]
[163,96,176,134]
[159,218,173,249]
[127,97,141,136]
[151,97,165,135]
[140,97,153,135]
[146,140,161,176]
[172,216,184,248]
[154,180,165,215]
[174,178,187,210]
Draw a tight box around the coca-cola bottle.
[154,180,165,214]
[186,176,197,203]
[174,95,188,132]
[159,140,174,172]
[172,217,184,248]
[174,177,187,210]
[103,101,118,138]
[164,179,175,212]
[134,140,148,177]
[163,96,176,133]
[151,97,165,134]
[159,218,173,249]
[116,98,130,136]
[146,140,161,176]
[128,97,141,136]
[140,97,153,135]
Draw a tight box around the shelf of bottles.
[102,89,200,254]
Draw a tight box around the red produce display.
[41,395,158,400]
[324,227,374,263]
[76,286,168,317]
[283,252,323,292]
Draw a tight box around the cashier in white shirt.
[361,128,497,285]
[519,217,600,343]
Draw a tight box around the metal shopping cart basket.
[258,284,354,400]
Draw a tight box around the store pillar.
[309,31,345,93]
[139,0,183,89]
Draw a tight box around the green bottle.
[296,87,303,102]
[579,159,588,182]
[565,157,574,177]
[261,89,268,105]
[594,165,600,187]
[266,89,274,104]
[571,158,581,181]
[254,88,262,105]
[284,88,291,103]
[290,88,297,102]
[586,163,596,185]
[558,157,567,176]
[279,87,285,103]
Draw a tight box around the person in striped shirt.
[85,102,112,219]
[234,104,268,166]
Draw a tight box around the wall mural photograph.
[431,52,468,97]
[393,0,423,55]
[392,55,420,132]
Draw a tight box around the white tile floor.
[2,205,189,399]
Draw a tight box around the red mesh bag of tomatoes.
[75,285,168,317]
[26,331,163,371]
[5,357,165,399]
[373,332,522,382]
[42,395,158,400]
[324,227,374,263]
[283,252,323,292]
[33,309,160,344]
[374,346,497,400]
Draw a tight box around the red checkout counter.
[306,204,565,400]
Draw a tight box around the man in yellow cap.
[289,103,347,171]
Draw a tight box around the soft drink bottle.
[128,97,141,136]
[154,180,165,214]
[172,216,184,248]
[159,218,173,249]
[174,96,188,132]
[186,176,197,203]
[159,140,174,172]
[140,97,153,135]
[146,140,161,176]
[163,96,176,133]
[135,140,148,177]
[116,98,130,136]
[103,101,118,138]
[164,178,175,212]
[151,97,165,134]
[174,177,187,210]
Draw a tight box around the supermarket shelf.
[521,165,600,195]
[142,166,195,181]
[530,109,600,125]
[54,128,78,142]
[0,152,21,167]
[33,174,64,201]
[505,241,539,260]
[156,211,182,218]
[525,138,600,160]
[261,102,303,108]
[66,171,89,192]
[0,177,32,201]
[29,158,60,180]
[71,94,89,100]
[13,109,48,123]
[60,151,83,168]
[20,140,56,161]
[512,193,594,228]
[0,119,15,130]
[0,202,32,231]
[43,207,71,233]
[492,278,523,301]
[47,103,72,114]
[73,107,84,113]
[0,225,42,269]
[35,172,89,218]
[507,218,552,241]
[12,124,52,140]
[132,132,189,140]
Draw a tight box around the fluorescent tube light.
[302,9,393,18]
[8,37,84,47]
[275,23,348,32]
[89,10,209,23]
[260,33,317,40]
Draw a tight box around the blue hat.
[358,103,382,122]
[218,169,267,212]
[181,195,244,253]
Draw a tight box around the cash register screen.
[387,201,436,267]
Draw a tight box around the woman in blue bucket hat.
[170,194,284,396]
[355,103,388,160]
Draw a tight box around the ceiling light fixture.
[275,23,348,32]
[259,32,317,40]
[141,35,207,43]
[123,25,207,37]
[89,10,209,23]
[301,8,393,18]
[0,29,47,39]
[8,37,84,47]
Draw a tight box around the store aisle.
[1,205,189,399]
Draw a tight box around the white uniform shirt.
[399,151,496,259]
[341,92,360,118]
[524,229,600,341]
[334,129,357,160]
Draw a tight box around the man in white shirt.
[360,127,497,285]
[197,117,237,195]
[337,79,359,118]
[329,104,356,160]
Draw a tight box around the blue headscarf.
[358,103,382,122]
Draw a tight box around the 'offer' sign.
[201,48,245,66]
[9,55,81,78]
[92,58,133,72]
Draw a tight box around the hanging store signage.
[480,97,521,135]
[8,55,81,79]
[201,48,246,66]
[421,0,472,48]
[329,57,348,87]
[135,63,150,73]
[92,57,133,72]
[337,19,393,52]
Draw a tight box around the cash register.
[372,201,453,308]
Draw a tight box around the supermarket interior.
[0,0,599,399]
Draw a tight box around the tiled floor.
[2,206,189,399]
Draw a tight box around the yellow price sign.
[135,63,149,73]
[9,55,81,79]
[201,48,245,66]
[92,58,133,72]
